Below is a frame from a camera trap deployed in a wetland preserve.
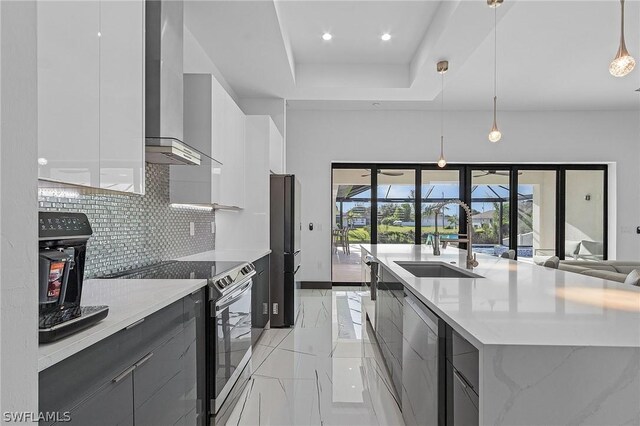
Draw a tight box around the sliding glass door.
[470,169,510,257]
[516,170,557,263]
[331,164,608,281]
[332,168,372,282]
[377,169,416,244]
[421,169,461,244]
[564,169,606,261]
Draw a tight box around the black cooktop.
[103,260,244,281]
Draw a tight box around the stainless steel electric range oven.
[105,260,256,419]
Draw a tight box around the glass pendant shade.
[610,48,635,77]
[437,137,447,168]
[488,96,501,143]
[610,0,635,77]
[488,128,502,143]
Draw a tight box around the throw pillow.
[624,269,640,287]
[543,256,560,269]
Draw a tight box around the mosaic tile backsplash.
[38,164,215,278]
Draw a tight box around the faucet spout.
[431,200,478,269]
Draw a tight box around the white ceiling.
[277,1,440,64]
[185,0,640,110]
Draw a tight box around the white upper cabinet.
[171,73,246,208]
[268,119,285,174]
[171,74,223,205]
[37,0,145,194]
[99,0,145,193]
[37,1,101,188]
[219,99,246,209]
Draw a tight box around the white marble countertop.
[175,248,271,263]
[361,244,640,349]
[38,277,207,371]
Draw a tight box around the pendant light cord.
[441,70,444,141]
[620,0,625,49]
[494,6,497,103]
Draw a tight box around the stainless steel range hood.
[145,0,200,166]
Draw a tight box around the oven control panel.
[39,212,93,239]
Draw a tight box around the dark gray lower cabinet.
[446,328,479,426]
[39,289,206,426]
[375,265,404,400]
[65,375,134,426]
[402,291,441,426]
[252,254,270,347]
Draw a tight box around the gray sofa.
[558,260,640,285]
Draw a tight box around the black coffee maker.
[39,211,108,343]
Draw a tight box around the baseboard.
[299,281,332,289]
[331,281,363,286]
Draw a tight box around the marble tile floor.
[225,288,405,426]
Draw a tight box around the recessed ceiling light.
[381,33,391,41]
[322,33,332,41]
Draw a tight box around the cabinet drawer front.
[56,375,134,426]
[447,329,479,393]
[139,298,185,351]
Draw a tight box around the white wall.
[183,25,239,104]
[237,98,286,141]
[0,0,38,417]
[286,109,638,282]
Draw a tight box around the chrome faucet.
[431,199,478,269]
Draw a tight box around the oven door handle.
[215,279,252,314]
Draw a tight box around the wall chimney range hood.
[145,137,201,166]
[144,0,201,166]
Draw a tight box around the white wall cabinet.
[171,74,224,205]
[37,0,145,194]
[215,115,271,250]
[172,73,245,208]
[219,99,246,209]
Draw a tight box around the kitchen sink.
[395,261,483,279]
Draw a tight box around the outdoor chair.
[501,249,516,260]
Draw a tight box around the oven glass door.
[213,280,252,404]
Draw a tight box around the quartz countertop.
[38,248,271,371]
[38,277,207,371]
[175,248,271,263]
[361,244,640,349]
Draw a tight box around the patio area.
[332,244,363,283]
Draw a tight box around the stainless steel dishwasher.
[402,290,444,426]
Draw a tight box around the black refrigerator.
[269,174,301,327]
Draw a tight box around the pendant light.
[488,0,502,143]
[609,0,635,77]
[437,60,449,168]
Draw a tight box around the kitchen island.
[361,244,640,425]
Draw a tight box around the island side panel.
[480,345,640,425]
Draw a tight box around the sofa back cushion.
[580,269,627,283]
